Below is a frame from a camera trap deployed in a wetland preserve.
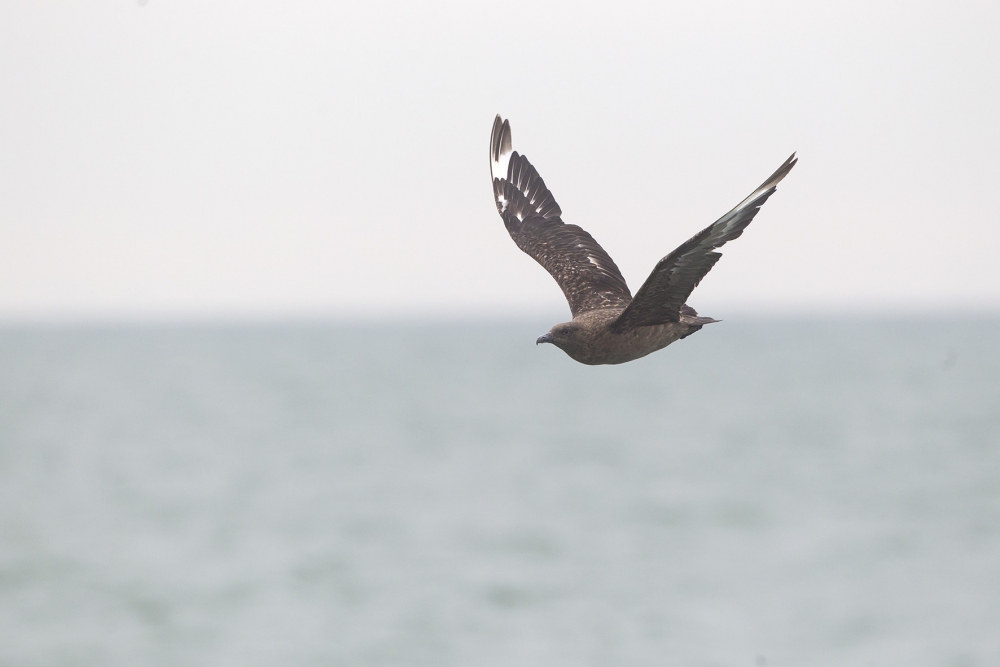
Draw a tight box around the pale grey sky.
[1,1,997,320]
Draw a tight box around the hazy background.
[1,0,998,321]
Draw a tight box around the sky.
[0,1,998,321]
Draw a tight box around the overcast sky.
[1,1,997,321]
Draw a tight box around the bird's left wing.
[490,115,632,317]
[611,153,797,332]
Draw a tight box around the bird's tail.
[679,304,718,325]
[678,304,718,339]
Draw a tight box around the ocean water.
[0,317,998,667]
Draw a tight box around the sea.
[0,317,997,667]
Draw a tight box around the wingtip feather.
[490,114,513,183]
[735,151,798,211]
[760,151,797,190]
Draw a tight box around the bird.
[489,114,796,365]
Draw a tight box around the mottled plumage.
[489,115,796,365]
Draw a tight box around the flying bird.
[489,114,796,365]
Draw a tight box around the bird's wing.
[490,115,632,317]
[611,153,797,333]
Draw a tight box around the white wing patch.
[722,184,771,234]
[492,149,512,184]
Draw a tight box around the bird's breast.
[565,314,685,365]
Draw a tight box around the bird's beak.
[536,333,554,345]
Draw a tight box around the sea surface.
[0,317,998,667]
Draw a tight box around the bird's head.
[536,321,582,350]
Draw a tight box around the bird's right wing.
[612,153,797,332]
[490,115,632,317]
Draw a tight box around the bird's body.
[489,115,796,365]
[535,307,711,366]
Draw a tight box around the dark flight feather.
[490,115,632,316]
[611,153,798,332]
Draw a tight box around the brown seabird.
[489,115,797,365]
